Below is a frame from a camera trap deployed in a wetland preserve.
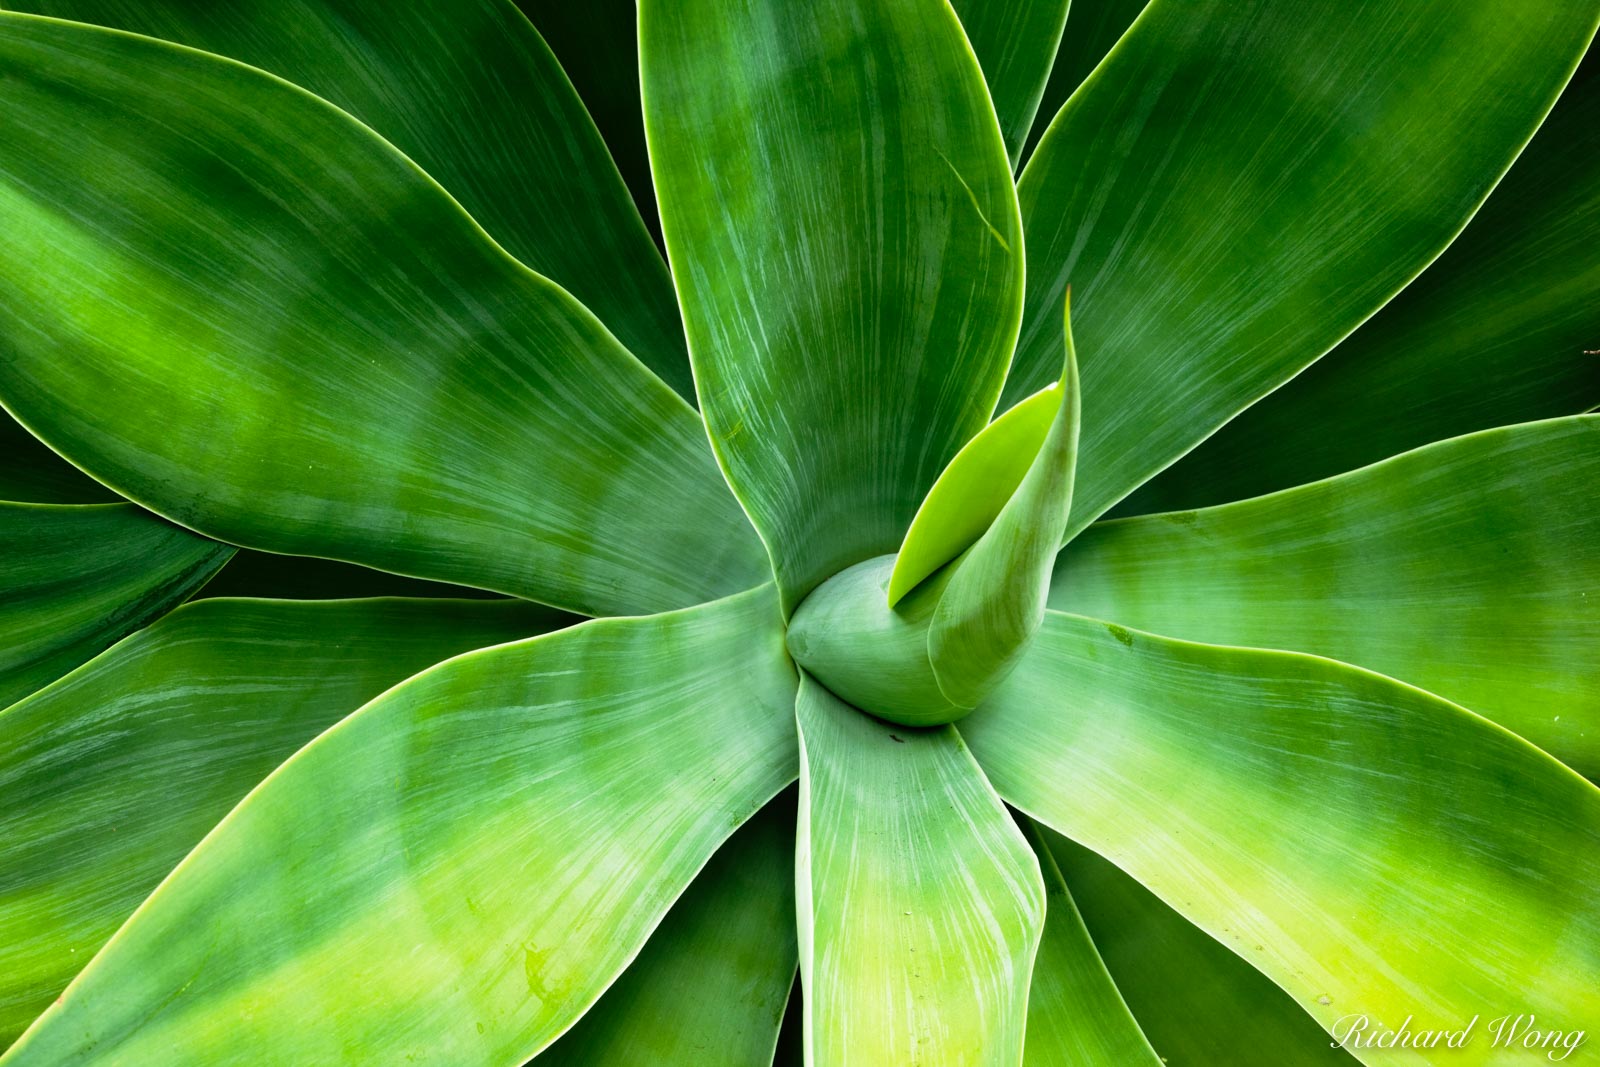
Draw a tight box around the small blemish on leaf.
[1164,510,1198,526]
[889,733,905,743]
[1106,623,1133,647]
[1318,994,1333,1006]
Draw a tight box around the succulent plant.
[0,0,1597,1064]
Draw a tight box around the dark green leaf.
[949,0,1070,165]
[0,411,114,505]
[1017,0,1149,167]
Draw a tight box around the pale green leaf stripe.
[1018,820,1159,1067]
[514,0,665,254]
[641,0,1023,608]
[0,15,767,618]
[1051,417,1600,777]
[17,0,691,399]
[1011,0,1599,539]
[965,613,1600,1066]
[1121,48,1600,515]
[539,790,798,1066]
[1,586,798,1067]
[796,677,1042,1066]
[1047,831,1356,1065]
[0,596,568,1050]
[0,502,230,710]
[0,412,114,505]
[1018,0,1150,167]
[949,0,1070,166]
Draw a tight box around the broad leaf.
[0,412,114,505]
[1120,46,1600,514]
[0,596,567,1047]
[1051,417,1600,777]
[0,502,229,710]
[1017,0,1149,167]
[1047,831,1356,1065]
[19,0,690,398]
[949,0,1070,166]
[964,613,1600,1065]
[642,0,1023,608]
[0,14,767,618]
[539,790,797,1066]
[1,587,798,1066]
[795,677,1042,1065]
[1012,0,1599,538]
[1019,820,1159,1067]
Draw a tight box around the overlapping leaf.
[1,587,797,1066]
[0,14,766,617]
[642,0,1023,608]
[965,613,1600,1066]
[1052,417,1600,776]
[0,597,567,1047]
[948,0,1070,165]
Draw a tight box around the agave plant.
[1,0,1597,1063]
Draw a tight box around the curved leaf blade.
[1046,830,1357,1065]
[0,502,229,710]
[796,677,1043,1065]
[949,0,1070,166]
[965,613,1600,1065]
[642,0,1024,608]
[538,789,798,1066]
[1019,819,1160,1067]
[0,412,114,505]
[1119,47,1600,514]
[1,586,797,1066]
[0,14,766,617]
[0,596,568,1047]
[1051,416,1600,777]
[1018,0,1150,167]
[1012,0,1599,538]
[17,0,690,397]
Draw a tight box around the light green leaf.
[1120,48,1600,515]
[539,789,798,1066]
[17,0,689,398]
[642,0,1023,608]
[965,613,1600,1065]
[514,0,664,255]
[0,502,230,710]
[1051,416,1600,777]
[0,411,114,505]
[1047,831,1357,1065]
[1018,0,1149,167]
[888,385,1061,608]
[1019,820,1160,1067]
[1012,0,1599,538]
[0,596,567,1048]
[1,585,797,1067]
[795,677,1042,1066]
[0,14,767,618]
[949,0,1070,166]
[929,304,1080,707]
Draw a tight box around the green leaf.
[1018,0,1150,167]
[197,550,505,602]
[1011,0,1600,539]
[538,789,798,1066]
[0,411,114,505]
[929,303,1080,707]
[2,586,797,1066]
[1116,47,1600,516]
[0,596,567,1048]
[887,385,1061,608]
[948,0,1070,166]
[1051,416,1600,777]
[1019,820,1160,1067]
[1046,831,1357,1065]
[0,14,767,618]
[964,612,1600,1064]
[514,0,664,255]
[0,502,230,710]
[641,0,1023,608]
[795,677,1043,1065]
[17,0,690,398]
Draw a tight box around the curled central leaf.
[788,299,1082,727]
